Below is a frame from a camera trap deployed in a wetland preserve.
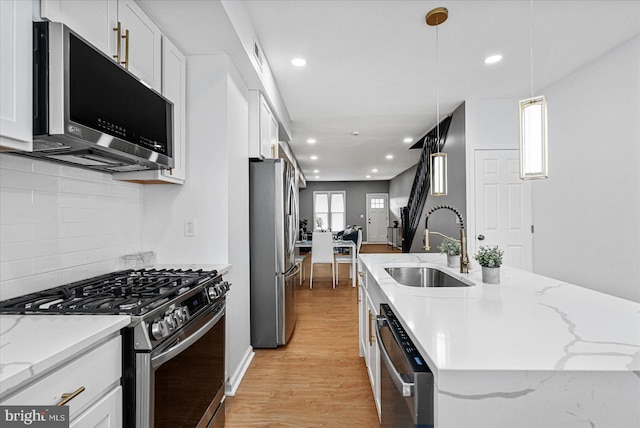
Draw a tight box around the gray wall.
[388,102,467,253]
[389,164,418,228]
[300,180,390,242]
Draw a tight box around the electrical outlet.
[184,219,196,237]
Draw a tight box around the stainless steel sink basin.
[384,266,474,287]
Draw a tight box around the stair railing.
[401,115,452,252]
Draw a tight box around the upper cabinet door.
[40,0,161,91]
[160,36,186,182]
[117,0,162,91]
[40,0,118,58]
[0,0,33,150]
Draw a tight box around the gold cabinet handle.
[56,386,85,406]
[113,22,122,62]
[121,29,130,69]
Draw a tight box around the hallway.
[225,244,396,427]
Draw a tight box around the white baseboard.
[225,346,255,396]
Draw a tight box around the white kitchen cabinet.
[249,90,279,159]
[0,0,33,151]
[114,35,186,184]
[39,0,117,57]
[358,267,381,420]
[1,335,123,425]
[40,0,162,91]
[366,292,381,418]
[117,0,161,91]
[70,386,122,428]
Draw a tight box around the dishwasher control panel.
[380,303,430,372]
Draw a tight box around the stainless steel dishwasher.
[375,303,434,428]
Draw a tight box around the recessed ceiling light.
[315,175,320,179]
[372,168,378,173]
[307,138,316,144]
[403,137,413,143]
[385,155,393,159]
[313,169,319,173]
[351,131,360,136]
[310,155,318,160]
[291,58,307,67]
[366,175,371,179]
[484,54,503,64]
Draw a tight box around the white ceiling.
[139,0,640,182]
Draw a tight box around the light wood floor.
[225,244,398,427]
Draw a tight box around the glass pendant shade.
[430,152,448,196]
[519,95,548,179]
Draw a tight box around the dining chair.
[310,231,336,289]
[335,229,362,283]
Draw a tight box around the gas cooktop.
[0,268,220,316]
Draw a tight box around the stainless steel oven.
[0,268,229,428]
[135,301,225,428]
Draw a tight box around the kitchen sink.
[384,266,474,287]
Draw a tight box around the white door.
[366,193,388,243]
[475,150,532,270]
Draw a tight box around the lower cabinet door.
[70,386,122,428]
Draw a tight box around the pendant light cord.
[436,21,440,152]
[529,0,534,98]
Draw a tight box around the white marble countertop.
[359,253,640,374]
[0,315,130,399]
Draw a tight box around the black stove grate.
[0,268,219,315]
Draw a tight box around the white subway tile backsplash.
[1,239,61,262]
[0,188,32,206]
[1,168,61,192]
[0,205,61,225]
[32,159,62,176]
[0,155,143,299]
[0,271,63,300]
[109,183,142,199]
[0,154,33,172]
[0,224,32,243]
[61,164,90,180]
[0,259,33,281]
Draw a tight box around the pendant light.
[519,0,548,180]
[427,7,448,196]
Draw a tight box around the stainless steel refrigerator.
[249,159,299,348]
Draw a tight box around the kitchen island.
[359,253,640,428]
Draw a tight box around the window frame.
[312,190,346,231]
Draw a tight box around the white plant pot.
[482,266,500,284]
[447,255,460,268]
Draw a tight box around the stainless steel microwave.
[25,22,173,172]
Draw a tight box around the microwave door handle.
[151,305,225,369]
[375,317,415,397]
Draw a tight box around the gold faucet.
[423,205,470,274]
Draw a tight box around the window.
[313,191,346,231]
[370,198,385,209]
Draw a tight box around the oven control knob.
[174,307,187,323]
[208,286,219,299]
[151,320,168,340]
[165,314,177,331]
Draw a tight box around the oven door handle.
[151,305,225,369]
[375,316,415,397]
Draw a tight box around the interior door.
[474,149,533,270]
[367,193,389,243]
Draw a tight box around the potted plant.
[474,245,504,284]
[438,238,461,268]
